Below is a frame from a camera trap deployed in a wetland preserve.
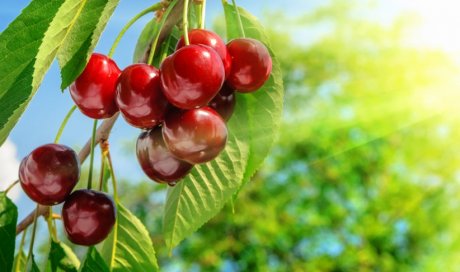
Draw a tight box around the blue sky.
[1,0,458,220]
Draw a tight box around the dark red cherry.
[160,45,225,109]
[62,189,116,246]
[70,53,121,119]
[19,144,80,206]
[116,64,168,129]
[176,29,231,78]
[136,127,193,185]
[162,107,227,164]
[208,84,236,121]
[226,38,272,92]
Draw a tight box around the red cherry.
[176,29,232,78]
[62,189,116,246]
[70,53,121,119]
[160,45,225,109]
[116,64,168,129]
[226,38,272,92]
[136,127,193,185]
[209,84,236,122]
[19,144,80,206]
[162,107,227,164]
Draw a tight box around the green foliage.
[57,0,120,89]
[102,203,159,271]
[162,5,284,251]
[79,247,109,272]
[0,0,119,146]
[12,251,27,272]
[45,241,80,272]
[0,192,18,272]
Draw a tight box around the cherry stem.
[183,0,190,45]
[54,105,77,144]
[87,119,98,190]
[231,0,245,37]
[108,3,163,58]
[52,214,62,220]
[105,148,119,201]
[19,226,28,252]
[46,206,58,241]
[98,141,108,191]
[200,0,206,29]
[26,205,39,268]
[147,0,179,65]
[4,179,19,194]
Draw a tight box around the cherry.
[116,64,168,129]
[176,29,232,78]
[136,127,193,185]
[208,84,236,121]
[160,44,225,109]
[19,144,80,206]
[62,189,116,246]
[162,107,227,164]
[70,53,121,119]
[226,38,272,92]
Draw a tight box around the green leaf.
[27,254,41,272]
[46,241,80,272]
[12,251,27,272]
[57,0,120,89]
[133,19,180,66]
[79,247,109,272]
[223,3,284,190]
[102,203,159,271]
[0,0,119,146]
[0,192,18,272]
[0,0,65,146]
[162,4,284,250]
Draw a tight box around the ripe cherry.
[226,38,272,92]
[19,144,80,206]
[163,107,228,164]
[160,45,225,109]
[70,53,121,119]
[176,29,232,78]
[116,64,168,129]
[209,84,236,121]
[136,127,193,185]
[62,189,116,246]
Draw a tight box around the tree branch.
[16,0,184,235]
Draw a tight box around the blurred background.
[2,0,460,271]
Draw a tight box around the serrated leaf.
[0,192,18,272]
[12,251,27,272]
[79,247,109,272]
[0,0,119,146]
[45,241,80,272]
[101,203,158,271]
[0,0,65,146]
[223,2,284,190]
[57,0,119,89]
[162,4,284,250]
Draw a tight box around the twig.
[15,1,185,235]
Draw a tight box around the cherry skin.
[19,144,80,206]
[160,44,225,109]
[62,189,116,246]
[226,38,272,93]
[162,107,228,164]
[176,29,232,78]
[208,84,236,122]
[116,64,168,129]
[136,126,193,186]
[70,53,121,119]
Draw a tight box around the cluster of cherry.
[18,29,272,246]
